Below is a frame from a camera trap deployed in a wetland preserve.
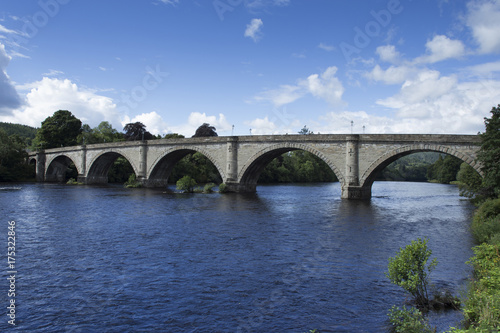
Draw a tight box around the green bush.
[203,183,216,193]
[218,183,228,193]
[124,174,142,188]
[387,305,434,333]
[471,199,500,243]
[386,238,437,309]
[461,244,500,330]
[66,178,82,185]
[176,175,197,193]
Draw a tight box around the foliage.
[387,305,434,333]
[460,244,500,330]
[66,178,83,185]
[386,238,438,309]
[124,174,142,188]
[456,163,483,202]
[0,122,38,146]
[0,129,34,181]
[471,198,500,244]
[176,175,197,193]
[203,183,216,193]
[426,155,463,184]
[477,105,500,199]
[170,152,222,184]
[377,153,442,182]
[78,121,124,144]
[32,110,82,149]
[218,183,228,193]
[192,123,218,137]
[108,157,135,183]
[259,150,337,183]
[298,125,313,135]
[163,133,185,139]
[123,122,154,141]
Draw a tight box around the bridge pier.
[341,185,372,200]
[224,182,256,193]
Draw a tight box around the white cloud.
[365,64,414,85]
[254,66,345,107]
[245,116,277,135]
[377,70,457,114]
[42,69,64,77]
[467,0,500,54]
[318,43,335,52]
[121,111,169,136]
[0,43,22,115]
[0,24,19,35]
[301,66,344,106]
[244,18,263,42]
[414,35,465,64]
[371,68,500,133]
[158,0,179,5]
[376,45,400,63]
[0,77,120,128]
[169,112,232,137]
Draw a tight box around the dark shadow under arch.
[86,152,137,184]
[360,146,482,190]
[46,155,79,182]
[147,149,224,187]
[237,144,343,192]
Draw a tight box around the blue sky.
[1,0,500,136]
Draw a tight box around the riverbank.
[450,198,500,331]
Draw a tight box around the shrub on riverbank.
[388,305,434,333]
[124,174,142,188]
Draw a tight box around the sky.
[1,0,500,137]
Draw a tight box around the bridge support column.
[341,185,372,199]
[138,141,148,184]
[35,151,46,182]
[224,182,256,193]
[343,135,371,199]
[77,145,87,184]
[226,137,238,182]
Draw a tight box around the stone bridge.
[28,134,482,199]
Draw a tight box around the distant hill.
[0,122,38,142]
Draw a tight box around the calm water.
[0,182,475,332]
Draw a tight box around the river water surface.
[0,182,475,332]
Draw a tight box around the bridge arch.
[86,150,139,184]
[45,154,80,182]
[359,144,482,190]
[237,143,344,191]
[147,146,225,187]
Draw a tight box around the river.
[0,181,475,332]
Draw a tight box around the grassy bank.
[449,198,500,332]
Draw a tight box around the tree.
[192,123,217,137]
[176,175,197,193]
[386,238,437,309]
[33,110,82,149]
[477,105,500,199]
[164,133,185,139]
[298,125,313,135]
[123,122,154,141]
[0,130,33,181]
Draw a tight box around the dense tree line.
[0,122,38,146]
[0,129,34,181]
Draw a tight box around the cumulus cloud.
[244,18,263,42]
[169,112,232,137]
[245,116,277,135]
[414,35,465,64]
[0,43,22,115]
[254,66,345,107]
[365,64,414,85]
[0,77,120,128]
[376,45,401,63]
[467,0,500,54]
[121,111,170,136]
